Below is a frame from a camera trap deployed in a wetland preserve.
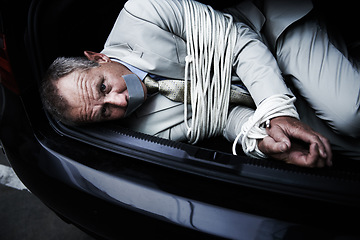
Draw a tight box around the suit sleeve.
[123,0,187,39]
[223,106,254,143]
[231,21,293,106]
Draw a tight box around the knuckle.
[309,134,321,143]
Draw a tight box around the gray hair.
[40,57,99,125]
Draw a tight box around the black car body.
[1,0,360,239]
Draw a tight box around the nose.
[104,91,128,108]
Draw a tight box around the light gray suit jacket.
[101,0,312,141]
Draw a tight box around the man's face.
[56,60,147,123]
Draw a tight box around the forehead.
[56,68,100,120]
[56,70,91,104]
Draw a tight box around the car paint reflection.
[39,143,293,239]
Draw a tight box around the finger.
[303,133,331,167]
[291,129,333,167]
[287,128,328,160]
[287,151,308,167]
[283,142,328,168]
[306,142,326,168]
[319,135,333,167]
[315,136,328,160]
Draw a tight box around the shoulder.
[123,0,186,34]
[124,0,183,18]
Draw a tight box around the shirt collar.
[110,58,148,81]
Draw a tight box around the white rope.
[182,1,299,159]
[232,94,300,158]
[183,0,237,144]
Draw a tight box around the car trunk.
[21,0,360,234]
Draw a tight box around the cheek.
[109,107,127,120]
[109,76,127,93]
[68,107,82,121]
[107,67,130,89]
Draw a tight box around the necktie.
[144,76,255,108]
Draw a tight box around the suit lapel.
[135,93,183,117]
[101,7,187,80]
[123,93,187,136]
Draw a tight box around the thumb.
[258,136,290,155]
[266,124,291,152]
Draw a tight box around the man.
[42,0,348,167]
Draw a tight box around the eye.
[100,83,106,93]
[101,105,107,116]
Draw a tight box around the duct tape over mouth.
[123,74,145,117]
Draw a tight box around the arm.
[225,10,332,166]
[231,21,292,106]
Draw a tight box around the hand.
[258,116,333,168]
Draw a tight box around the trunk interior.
[24,0,360,210]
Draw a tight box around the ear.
[84,51,111,63]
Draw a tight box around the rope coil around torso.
[182,0,237,144]
[182,0,300,159]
